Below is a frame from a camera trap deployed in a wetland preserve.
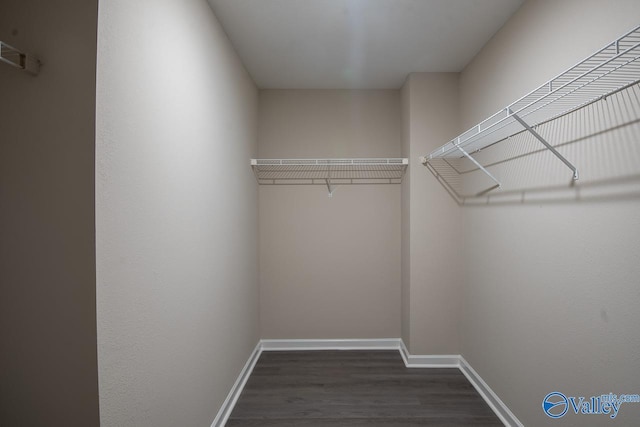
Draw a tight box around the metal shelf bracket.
[326,167,335,197]
[510,109,579,180]
[0,41,40,75]
[453,138,502,189]
[325,178,336,198]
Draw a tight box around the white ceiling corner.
[208,0,525,89]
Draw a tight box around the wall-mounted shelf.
[0,41,40,75]
[251,158,408,196]
[421,24,640,191]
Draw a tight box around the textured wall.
[400,80,412,348]
[258,90,401,339]
[0,1,100,425]
[401,74,463,355]
[458,0,640,425]
[96,1,259,425]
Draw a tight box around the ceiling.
[208,0,524,89]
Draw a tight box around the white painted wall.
[401,74,463,354]
[0,1,100,425]
[96,1,259,426]
[401,80,412,348]
[5,1,636,425]
[459,1,640,425]
[258,90,401,339]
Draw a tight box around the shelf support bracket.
[510,110,579,180]
[0,41,40,75]
[325,178,335,198]
[454,140,502,189]
[325,166,336,197]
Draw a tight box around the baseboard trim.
[399,340,460,368]
[210,341,262,427]
[459,356,524,427]
[261,338,402,351]
[211,339,522,427]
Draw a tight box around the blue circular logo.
[543,392,568,418]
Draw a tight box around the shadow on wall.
[425,83,640,206]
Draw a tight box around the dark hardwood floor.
[227,350,503,426]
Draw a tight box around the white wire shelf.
[251,158,408,196]
[421,24,640,187]
[0,41,40,75]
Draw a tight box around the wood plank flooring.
[227,350,503,426]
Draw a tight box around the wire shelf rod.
[251,158,409,196]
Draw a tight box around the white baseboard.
[399,340,460,368]
[261,338,401,351]
[211,339,522,427]
[459,356,524,427]
[210,341,262,427]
